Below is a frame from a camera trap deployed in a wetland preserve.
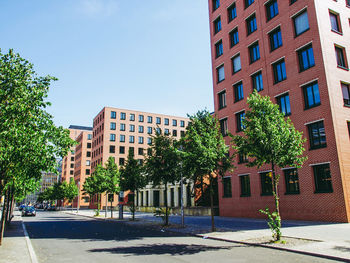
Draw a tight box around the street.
[22,211,335,263]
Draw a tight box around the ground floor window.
[284,168,300,194]
[240,174,251,197]
[313,163,333,193]
[260,172,273,196]
[222,177,232,198]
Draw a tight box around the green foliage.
[259,207,281,241]
[65,178,79,203]
[144,131,182,225]
[0,49,76,200]
[181,109,233,232]
[82,157,120,213]
[120,151,146,220]
[231,91,307,241]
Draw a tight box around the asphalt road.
[22,211,335,263]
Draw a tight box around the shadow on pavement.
[88,243,235,256]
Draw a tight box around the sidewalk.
[0,210,32,263]
[65,209,350,262]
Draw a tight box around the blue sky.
[0,0,213,128]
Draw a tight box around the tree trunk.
[8,187,15,222]
[209,175,215,232]
[0,189,8,246]
[110,197,113,218]
[164,183,168,226]
[271,162,281,241]
[5,188,11,225]
[132,192,135,221]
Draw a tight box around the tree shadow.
[332,246,350,253]
[88,243,234,256]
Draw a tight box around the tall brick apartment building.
[61,125,92,206]
[208,0,350,222]
[72,130,93,209]
[91,107,192,210]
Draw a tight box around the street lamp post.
[180,174,184,228]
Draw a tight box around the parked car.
[22,206,36,217]
[18,204,26,211]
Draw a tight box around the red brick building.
[209,0,350,222]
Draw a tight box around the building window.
[234,82,244,102]
[172,119,177,126]
[347,0,350,7]
[129,113,135,121]
[217,65,225,82]
[303,81,321,109]
[229,28,239,47]
[284,168,300,194]
[298,44,315,72]
[276,93,291,116]
[266,0,278,21]
[138,148,144,155]
[240,175,251,197]
[156,117,161,124]
[218,90,226,110]
[290,0,297,4]
[181,130,185,137]
[71,157,74,161]
[232,54,241,74]
[260,172,273,195]
[214,17,222,34]
[227,3,237,22]
[119,158,125,166]
[238,153,248,164]
[139,115,144,122]
[180,120,185,127]
[86,160,90,166]
[220,118,228,136]
[120,135,125,142]
[139,136,143,144]
[119,146,125,154]
[236,111,245,132]
[139,125,144,133]
[269,27,282,51]
[86,169,90,175]
[245,0,254,9]
[213,0,220,11]
[110,122,116,130]
[129,136,135,143]
[147,127,152,134]
[308,121,326,149]
[109,145,115,153]
[147,116,153,123]
[293,10,309,36]
[111,111,116,119]
[130,124,135,132]
[156,128,161,134]
[110,134,115,142]
[120,112,126,120]
[70,163,74,168]
[313,163,333,193]
[215,40,223,58]
[342,82,350,106]
[164,128,169,135]
[87,134,92,140]
[147,137,152,145]
[172,130,177,137]
[129,147,134,156]
[120,123,125,131]
[87,142,92,149]
[335,46,348,69]
[272,59,287,84]
[86,151,91,157]
[248,42,260,63]
[252,71,263,92]
[165,118,169,125]
[222,177,232,198]
[246,14,257,35]
[329,11,342,33]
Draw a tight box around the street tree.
[0,50,75,245]
[231,90,307,241]
[64,178,79,204]
[82,164,108,216]
[104,157,120,218]
[144,131,181,226]
[181,110,233,232]
[120,150,146,220]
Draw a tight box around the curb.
[62,211,350,262]
[21,220,38,263]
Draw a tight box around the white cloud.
[78,0,119,17]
